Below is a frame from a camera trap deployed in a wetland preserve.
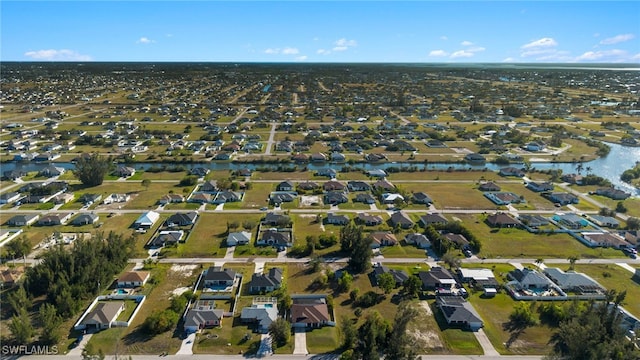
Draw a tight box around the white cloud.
[450,50,474,58]
[264,48,279,54]
[633,53,640,60]
[137,37,155,44]
[295,55,308,61]
[428,50,448,57]
[502,57,517,62]
[468,46,485,53]
[24,49,92,61]
[521,37,558,49]
[440,36,448,41]
[317,49,330,55]
[600,33,635,45]
[461,40,473,46]
[282,47,299,55]
[332,38,357,52]
[575,49,628,61]
[335,38,357,47]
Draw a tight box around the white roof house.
[134,211,160,229]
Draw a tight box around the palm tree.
[575,163,584,175]
[567,255,579,270]
[585,166,592,175]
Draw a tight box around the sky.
[2,1,639,63]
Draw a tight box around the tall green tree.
[73,153,112,187]
[356,311,391,360]
[5,236,31,259]
[340,315,357,350]
[39,303,62,345]
[386,301,420,360]
[547,290,637,360]
[9,308,34,344]
[268,318,291,348]
[348,231,372,274]
[377,273,395,294]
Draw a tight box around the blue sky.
[2,1,639,63]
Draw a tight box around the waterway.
[3,143,639,195]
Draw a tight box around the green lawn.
[573,264,640,318]
[240,182,272,209]
[467,292,554,355]
[456,214,622,259]
[305,326,339,354]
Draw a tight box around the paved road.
[8,352,548,360]
[264,122,277,155]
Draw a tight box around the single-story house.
[133,211,160,229]
[412,192,433,205]
[443,233,470,249]
[0,192,22,204]
[249,268,283,294]
[464,153,486,163]
[418,267,457,290]
[38,213,72,226]
[324,191,349,205]
[372,265,410,287]
[594,187,630,200]
[52,193,74,205]
[543,268,604,294]
[582,232,628,249]
[436,296,483,331]
[196,179,216,193]
[405,233,431,249]
[457,268,499,290]
[290,298,331,328]
[552,213,588,229]
[227,231,252,246]
[117,271,150,288]
[354,193,376,204]
[486,213,521,228]
[263,212,290,226]
[79,193,102,206]
[369,231,398,248]
[323,180,346,192]
[276,181,294,192]
[241,300,279,333]
[347,181,371,192]
[547,192,579,205]
[381,193,404,204]
[478,182,501,192]
[499,167,525,177]
[72,213,100,226]
[367,169,387,178]
[357,213,383,226]
[372,179,396,191]
[526,181,554,192]
[518,214,550,228]
[149,230,184,247]
[588,215,620,228]
[158,194,185,205]
[419,213,448,227]
[203,267,237,288]
[6,214,39,226]
[258,229,293,247]
[115,166,136,178]
[184,308,225,333]
[325,213,350,225]
[507,268,553,290]
[39,164,65,177]
[166,211,198,227]
[297,181,319,191]
[390,211,414,229]
[80,301,125,330]
[189,192,212,204]
[316,168,337,178]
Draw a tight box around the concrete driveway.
[66,333,93,356]
[176,332,196,355]
[292,327,308,355]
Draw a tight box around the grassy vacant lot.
[423,183,496,210]
[468,292,554,355]
[176,213,264,258]
[240,182,272,209]
[88,264,198,354]
[573,264,640,318]
[455,214,622,259]
[252,171,312,181]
